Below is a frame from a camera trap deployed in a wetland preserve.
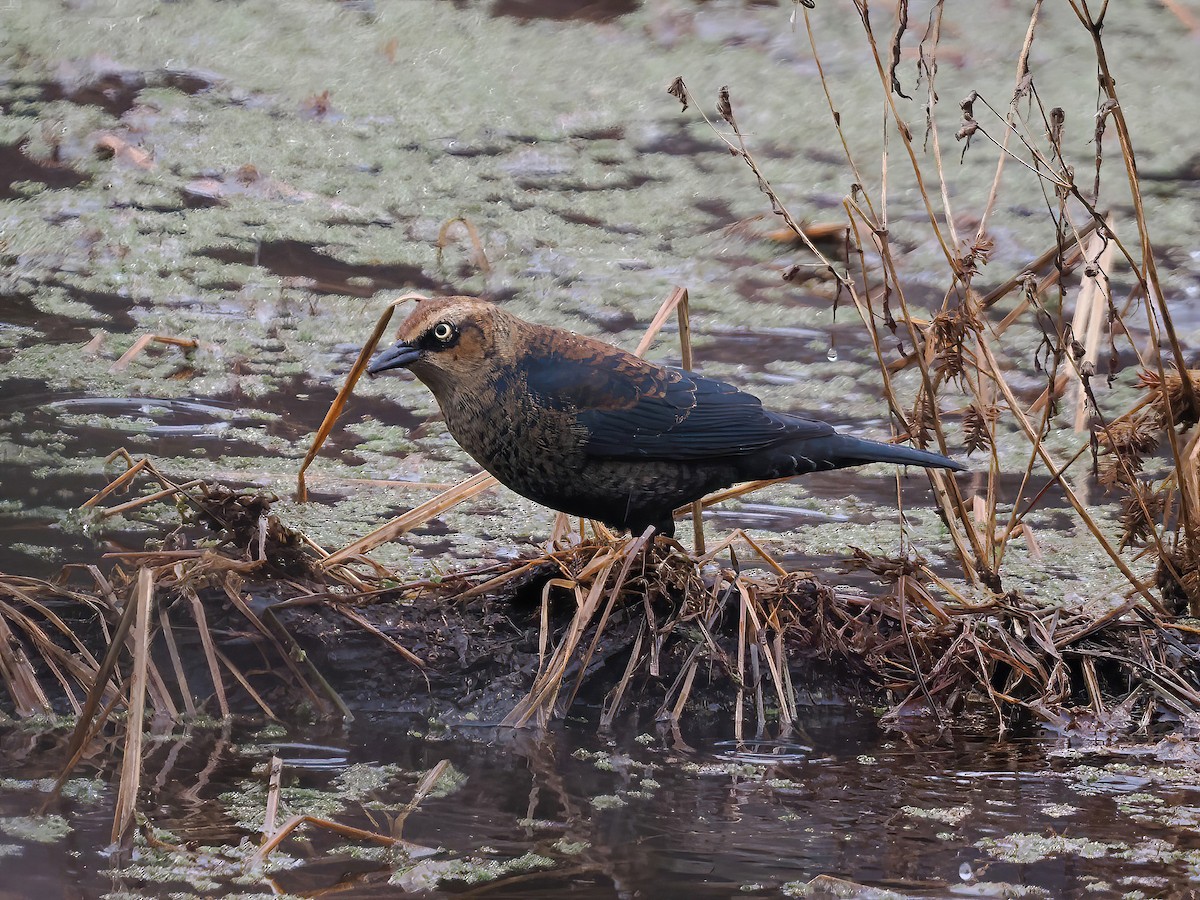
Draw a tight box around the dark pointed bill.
[367,340,421,375]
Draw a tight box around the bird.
[367,296,964,538]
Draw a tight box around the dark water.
[2,710,1197,898]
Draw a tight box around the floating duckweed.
[109,839,303,892]
[331,762,403,798]
[782,877,905,898]
[423,762,467,800]
[589,794,627,810]
[1040,803,1080,818]
[0,814,72,843]
[976,833,1120,864]
[219,783,343,831]
[390,851,555,889]
[900,805,972,826]
[956,884,1050,898]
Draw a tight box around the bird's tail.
[816,433,965,472]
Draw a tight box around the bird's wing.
[522,347,833,462]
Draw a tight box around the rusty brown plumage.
[368,296,963,537]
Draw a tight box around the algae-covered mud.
[1,0,1197,581]
[3,0,1200,897]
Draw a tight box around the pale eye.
[432,322,455,343]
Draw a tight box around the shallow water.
[2,711,1200,898]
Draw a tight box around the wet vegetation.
[2,0,1200,896]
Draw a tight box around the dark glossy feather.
[522,350,834,462]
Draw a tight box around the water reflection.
[0,710,1196,897]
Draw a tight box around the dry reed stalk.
[261,755,283,844]
[564,528,655,709]
[334,605,426,670]
[436,217,491,274]
[219,576,346,717]
[600,622,645,729]
[95,479,206,520]
[391,759,451,840]
[971,0,1044,245]
[54,575,143,796]
[320,470,497,567]
[111,334,199,372]
[503,555,617,728]
[180,584,231,718]
[976,337,1167,612]
[0,609,50,716]
[1070,218,1115,432]
[1068,1,1194,414]
[297,292,429,501]
[156,603,195,717]
[110,567,153,850]
[253,815,409,866]
[80,455,148,508]
[1159,0,1200,33]
[212,645,277,719]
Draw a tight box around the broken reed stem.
[972,0,1043,244]
[111,567,153,850]
[52,574,143,798]
[392,759,452,840]
[672,291,706,554]
[436,217,491,274]
[1070,218,1115,432]
[80,455,147,509]
[321,470,497,567]
[297,292,428,502]
[95,479,206,519]
[335,605,426,670]
[111,334,199,372]
[261,755,283,844]
[254,815,402,866]
[1068,0,1194,414]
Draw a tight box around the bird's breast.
[437,376,586,491]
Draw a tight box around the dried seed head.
[1119,483,1162,549]
[717,85,734,125]
[962,403,999,456]
[1156,541,1200,617]
[667,76,688,112]
[960,91,978,120]
[1136,368,1200,428]
[1049,107,1066,145]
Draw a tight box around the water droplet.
[826,346,838,362]
[958,862,973,882]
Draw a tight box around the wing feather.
[521,346,832,462]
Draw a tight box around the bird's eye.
[432,322,456,343]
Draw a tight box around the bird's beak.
[367,340,421,375]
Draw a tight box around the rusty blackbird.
[368,296,963,537]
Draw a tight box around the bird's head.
[367,296,511,396]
